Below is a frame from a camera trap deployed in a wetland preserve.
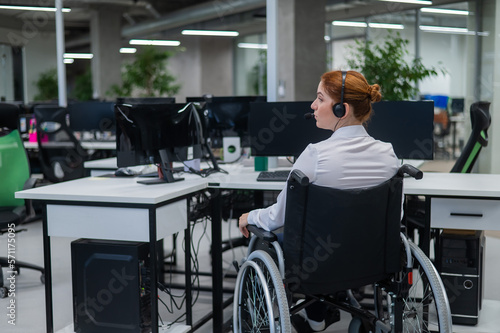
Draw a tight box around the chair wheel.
[0,287,8,299]
[40,274,45,284]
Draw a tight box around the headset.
[332,70,347,118]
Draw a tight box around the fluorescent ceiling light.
[369,23,404,29]
[129,39,180,46]
[181,30,239,37]
[421,8,469,15]
[333,21,404,29]
[64,53,93,59]
[420,26,489,36]
[0,5,71,12]
[380,0,432,5]
[237,43,268,49]
[333,21,367,27]
[120,47,137,54]
[63,58,74,64]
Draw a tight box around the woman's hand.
[239,213,250,238]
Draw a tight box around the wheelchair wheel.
[393,241,452,333]
[233,250,291,333]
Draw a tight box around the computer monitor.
[114,102,209,184]
[249,101,331,158]
[187,96,266,148]
[249,100,434,160]
[367,101,434,160]
[68,101,116,132]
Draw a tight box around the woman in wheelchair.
[234,71,452,332]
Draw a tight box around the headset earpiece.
[332,71,347,118]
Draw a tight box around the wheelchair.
[233,165,452,333]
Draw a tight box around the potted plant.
[33,68,58,101]
[346,33,446,101]
[108,46,181,97]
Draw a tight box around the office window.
[234,33,267,96]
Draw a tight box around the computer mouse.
[114,168,135,177]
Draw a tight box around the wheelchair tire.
[389,241,452,333]
[233,250,291,333]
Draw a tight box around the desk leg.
[210,189,223,333]
[42,204,54,333]
[149,209,159,333]
[422,196,431,256]
[185,197,192,325]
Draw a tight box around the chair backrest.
[283,170,403,295]
[0,103,30,209]
[34,105,88,182]
[450,101,491,173]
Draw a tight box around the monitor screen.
[249,101,331,157]
[187,96,266,148]
[114,102,205,169]
[68,101,116,132]
[249,100,434,160]
[367,101,434,160]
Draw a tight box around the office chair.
[0,103,45,298]
[233,166,452,332]
[34,105,89,183]
[406,101,491,248]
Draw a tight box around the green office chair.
[0,103,45,298]
[405,101,491,249]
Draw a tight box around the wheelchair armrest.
[247,225,278,242]
[399,164,423,179]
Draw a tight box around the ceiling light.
[129,39,181,46]
[0,5,71,12]
[181,30,239,37]
[380,0,432,5]
[333,21,367,27]
[120,47,137,54]
[63,58,74,64]
[369,23,405,29]
[64,53,93,59]
[420,8,469,15]
[419,25,469,33]
[333,21,404,29]
[237,43,268,49]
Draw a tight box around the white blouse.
[248,125,400,231]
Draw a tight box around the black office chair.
[233,166,452,332]
[450,101,491,173]
[34,105,89,183]
[0,103,45,298]
[406,101,491,248]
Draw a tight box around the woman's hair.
[321,70,381,123]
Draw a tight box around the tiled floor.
[1,215,500,333]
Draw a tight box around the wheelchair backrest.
[283,170,403,294]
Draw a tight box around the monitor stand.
[137,149,184,185]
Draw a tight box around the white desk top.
[24,140,116,150]
[15,174,208,205]
[403,172,500,197]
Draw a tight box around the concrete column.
[274,0,326,101]
[90,6,123,100]
[200,37,233,96]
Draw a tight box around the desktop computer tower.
[71,239,151,333]
[438,230,485,325]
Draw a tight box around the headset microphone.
[304,112,314,120]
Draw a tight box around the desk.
[16,175,207,333]
[24,140,116,150]
[16,168,500,332]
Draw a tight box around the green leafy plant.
[346,33,446,101]
[71,68,93,101]
[249,50,267,95]
[107,46,181,97]
[33,68,58,101]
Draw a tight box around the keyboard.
[256,170,291,182]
